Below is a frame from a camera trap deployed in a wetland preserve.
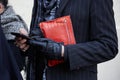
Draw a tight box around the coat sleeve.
[64,0,118,70]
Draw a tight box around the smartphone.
[11,32,30,40]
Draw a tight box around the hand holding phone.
[11,32,30,40]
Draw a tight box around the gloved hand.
[29,37,63,59]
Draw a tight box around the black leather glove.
[29,37,63,59]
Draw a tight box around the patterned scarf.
[43,0,61,20]
[30,0,61,31]
[30,0,61,37]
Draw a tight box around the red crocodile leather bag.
[39,15,76,67]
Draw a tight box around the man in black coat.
[16,0,118,80]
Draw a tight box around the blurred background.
[9,0,120,80]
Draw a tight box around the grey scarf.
[1,6,28,40]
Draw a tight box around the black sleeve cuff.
[64,45,68,62]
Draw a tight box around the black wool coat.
[28,0,118,80]
[0,24,23,80]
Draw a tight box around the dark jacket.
[8,40,26,71]
[1,6,28,71]
[28,0,118,80]
[0,25,23,80]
